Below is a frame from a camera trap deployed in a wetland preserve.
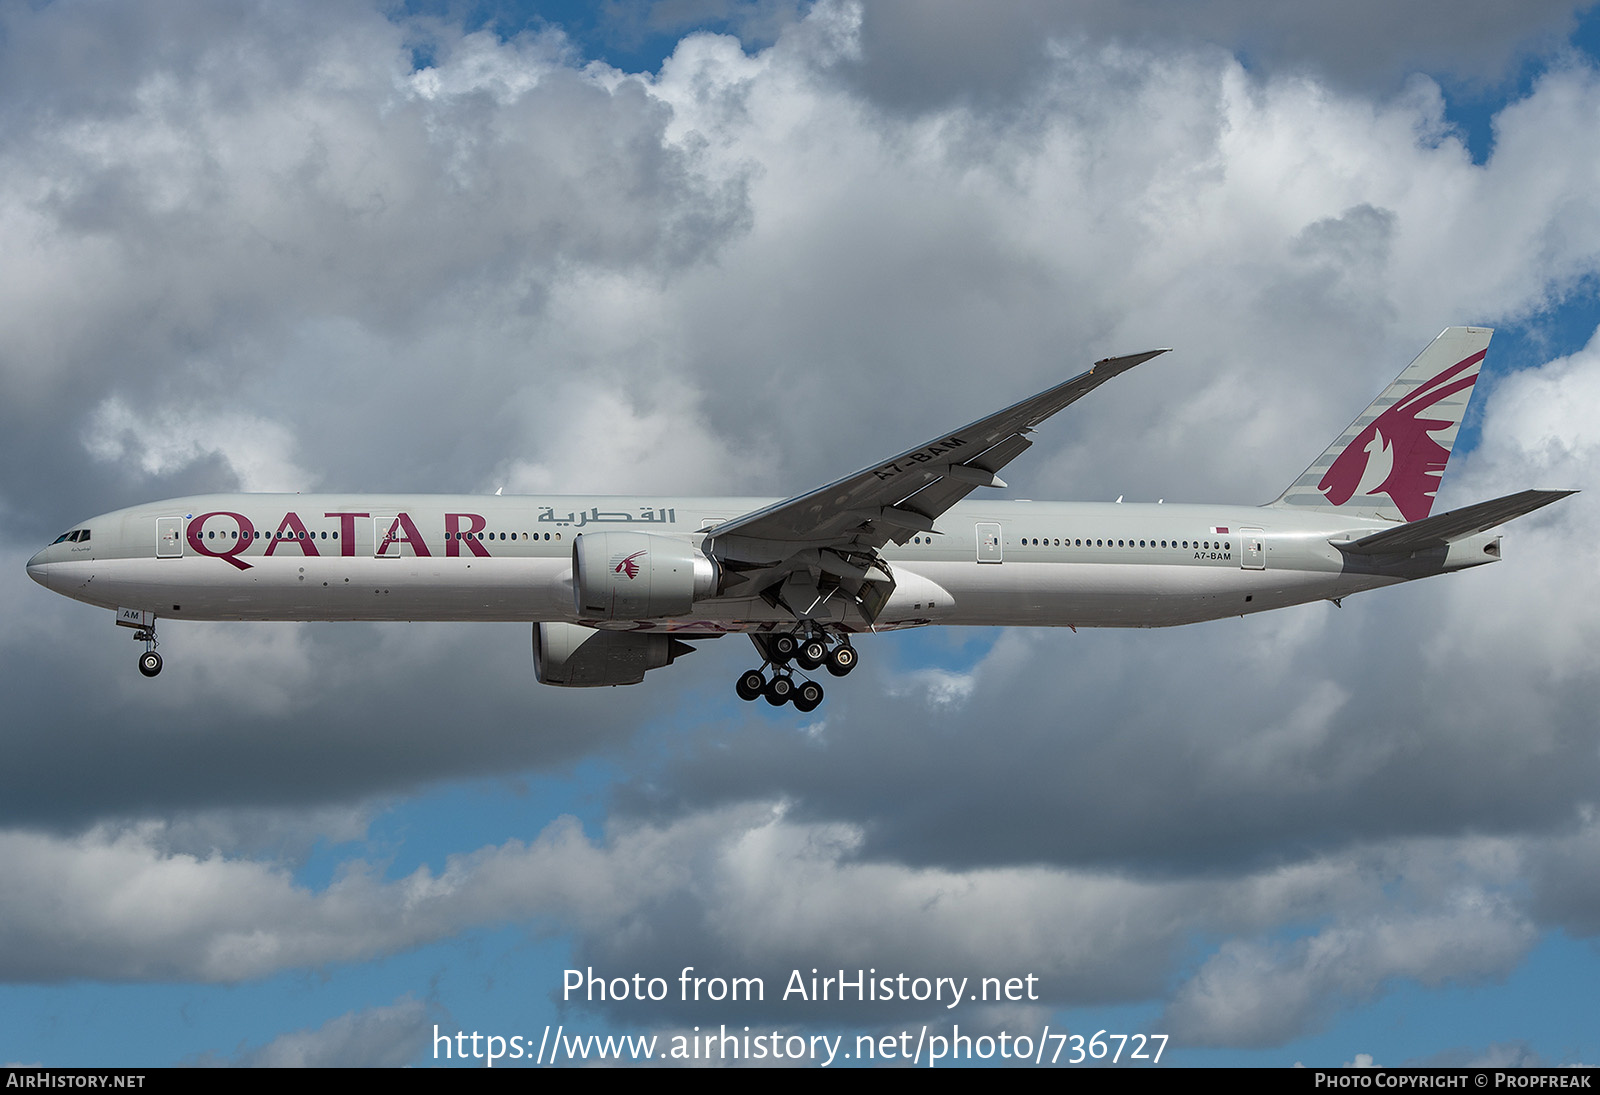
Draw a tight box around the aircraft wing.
[709,349,1170,552]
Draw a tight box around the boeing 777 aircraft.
[27,327,1573,712]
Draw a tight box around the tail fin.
[1269,326,1491,522]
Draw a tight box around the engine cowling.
[533,622,695,687]
[572,531,717,620]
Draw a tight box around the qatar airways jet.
[27,327,1573,712]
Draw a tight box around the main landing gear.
[734,631,857,712]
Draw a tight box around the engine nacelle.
[533,622,695,687]
[572,531,717,620]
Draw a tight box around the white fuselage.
[26,493,1488,634]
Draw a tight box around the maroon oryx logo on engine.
[1317,350,1484,522]
[613,550,647,579]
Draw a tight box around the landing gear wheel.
[770,633,799,664]
[794,679,824,712]
[138,650,163,677]
[735,669,766,702]
[763,674,794,706]
[826,644,857,677]
[797,638,828,670]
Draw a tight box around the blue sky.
[3,0,1600,1069]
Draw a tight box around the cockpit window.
[52,532,72,544]
[49,529,92,544]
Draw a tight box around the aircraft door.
[976,522,1003,563]
[156,517,182,558]
[1241,527,1265,570]
[373,515,417,558]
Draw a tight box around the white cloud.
[193,996,433,1067]
[885,667,977,708]
[0,801,1542,1054]
[497,368,760,495]
[1165,891,1535,1046]
[83,395,313,493]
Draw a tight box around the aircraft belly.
[47,556,573,622]
[920,561,1375,627]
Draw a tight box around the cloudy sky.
[3,0,1599,1068]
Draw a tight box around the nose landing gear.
[117,610,162,677]
[733,630,856,712]
[132,624,162,677]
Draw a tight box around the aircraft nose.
[26,549,50,590]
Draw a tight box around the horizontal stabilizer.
[1336,489,1576,555]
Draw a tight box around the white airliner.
[28,327,1572,711]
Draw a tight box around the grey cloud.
[837,0,1591,113]
[612,564,1600,877]
[0,529,678,829]
[1528,816,1600,935]
[0,614,669,829]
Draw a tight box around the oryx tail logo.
[1318,350,1485,522]
[613,550,647,580]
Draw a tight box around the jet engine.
[572,531,718,619]
[533,622,695,687]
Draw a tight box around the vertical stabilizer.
[1269,327,1491,522]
